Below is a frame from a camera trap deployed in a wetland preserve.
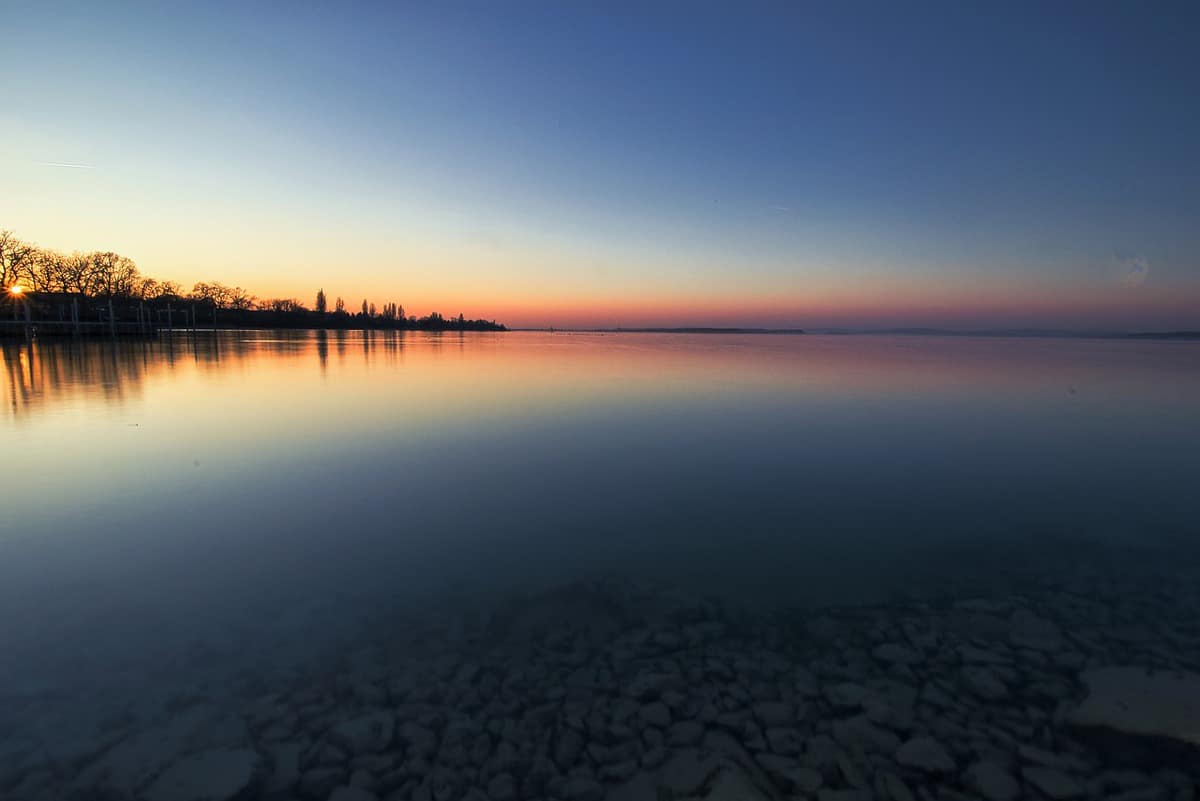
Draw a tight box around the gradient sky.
[3,2,1199,329]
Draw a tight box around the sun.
[7,285,24,296]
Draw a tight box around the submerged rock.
[873,643,923,666]
[1021,766,1086,799]
[639,702,671,730]
[756,753,823,793]
[667,720,704,747]
[751,700,793,728]
[330,711,394,754]
[894,736,955,774]
[328,787,378,801]
[141,748,262,801]
[1067,667,1200,747]
[963,760,1021,801]
[74,705,250,797]
[561,776,604,801]
[962,666,1008,700]
[703,765,774,800]
[825,682,872,710]
[1009,608,1063,651]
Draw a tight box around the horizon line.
[509,326,1200,340]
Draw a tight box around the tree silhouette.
[0,228,507,333]
[0,230,35,289]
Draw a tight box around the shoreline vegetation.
[0,229,506,335]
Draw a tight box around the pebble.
[486,773,516,801]
[818,789,873,801]
[1022,766,1087,799]
[895,736,955,773]
[756,753,823,793]
[963,667,1008,700]
[873,643,924,665]
[826,683,873,710]
[833,715,902,754]
[964,760,1021,801]
[765,727,803,756]
[667,721,704,747]
[562,776,605,801]
[881,772,915,801]
[639,702,671,729]
[752,700,793,728]
[329,787,378,801]
[330,711,395,755]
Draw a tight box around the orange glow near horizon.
[3,215,1197,331]
[313,281,1200,331]
[192,253,1198,331]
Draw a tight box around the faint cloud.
[1118,255,1149,287]
[768,205,791,212]
[36,160,95,169]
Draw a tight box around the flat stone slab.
[1067,667,1200,746]
[142,748,261,801]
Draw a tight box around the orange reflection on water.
[5,331,1200,425]
[4,329,1199,535]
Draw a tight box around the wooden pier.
[1,293,206,338]
[0,319,167,338]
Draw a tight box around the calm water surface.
[2,330,1199,696]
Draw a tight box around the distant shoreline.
[514,327,1200,340]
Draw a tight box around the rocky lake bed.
[2,550,1198,801]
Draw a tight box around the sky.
[3,1,1199,330]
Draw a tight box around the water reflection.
[3,331,1200,797]
[6,329,1199,423]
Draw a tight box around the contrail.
[769,204,791,211]
[37,161,95,169]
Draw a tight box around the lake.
[2,331,1199,800]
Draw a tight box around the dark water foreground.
[2,332,1199,800]
[3,555,1198,801]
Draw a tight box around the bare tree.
[191,281,234,308]
[0,231,35,289]
[89,252,140,296]
[59,252,96,295]
[261,298,308,313]
[0,228,507,331]
[155,280,183,299]
[27,249,67,292]
[227,287,256,310]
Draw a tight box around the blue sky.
[3,1,1199,328]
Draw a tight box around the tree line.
[0,230,505,331]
